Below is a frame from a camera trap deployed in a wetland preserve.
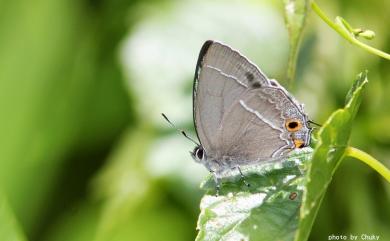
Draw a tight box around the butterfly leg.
[211,171,220,196]
[237,166,250,187]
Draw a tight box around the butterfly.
[190,40,313,192]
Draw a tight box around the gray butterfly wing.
[218,84,312,161]
[193,40,271,156]
[219,88,294,161]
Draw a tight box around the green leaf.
[0,192,27,241]
[294,71,368,241]
[196,148,313,241]
[283,0,309,85]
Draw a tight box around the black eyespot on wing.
[252,82,262,88]
[245,72,255,82]
[245,72,261,88]
[288,121,298,129]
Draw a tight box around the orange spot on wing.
[293,139,305,149]
[285,119,303,132]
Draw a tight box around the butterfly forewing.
[194,41,271,154]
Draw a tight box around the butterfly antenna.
[161,113,200,146]
[308,120,322,127]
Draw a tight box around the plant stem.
[351,40,390,60]
[311,1,390,60]
[311,2,348,38]
[345,146,390,183]
[283,0,309,87]
[286,42,299,87]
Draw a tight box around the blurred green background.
[0,0,389,240]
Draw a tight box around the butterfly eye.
[286,119,303,132]
[196,147,205,160]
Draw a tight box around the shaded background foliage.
[0,0,388,240]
